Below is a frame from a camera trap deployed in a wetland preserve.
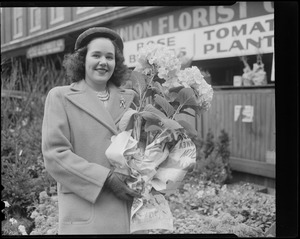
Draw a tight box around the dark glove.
[105,170,141,201]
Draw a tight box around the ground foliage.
[1,57,65,234]
[149,174,276,236]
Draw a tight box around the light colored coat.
[42,79,135,234]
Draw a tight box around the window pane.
[51,7,64,22]
[13,8,23,36]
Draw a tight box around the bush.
[1,95,57,219]
[1,56,67,232]
[192,129,232,184]
[30,191,58,235]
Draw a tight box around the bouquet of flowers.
[105,43,213,233]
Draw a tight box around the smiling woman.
[42,27,142,235]
[84,38,116,93]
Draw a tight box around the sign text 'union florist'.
[113,2,274,67]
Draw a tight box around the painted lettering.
[192,8,209,28]
[117,21,152,41]
[134,24,143,39]
[168,37,176,46]
[216,28,230,38]
[209,6,216,24]
[204,29,215,40]
[232,24,247,36]
[179,12,192,30]
[158,16,168,34]
[129,54,136,63]
[136,36,176,51]
[265,19,274,31]
[246,38,261,49]
[169,15,179,33]
[263,35,274,47]
[217,42,227,52]
[239,2,247,19]
[204,44,214,54]
[263,2,274,13]
[229,40,244,51]
[217,6,234,23]
[143,21,153,38]
[202,35,273,55]
[249,22,265,34]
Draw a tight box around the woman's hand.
[105,170,141,201]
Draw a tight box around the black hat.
[74,27,124,52]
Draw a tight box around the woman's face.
[85,37,116,91]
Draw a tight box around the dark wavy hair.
[62,40,130,87]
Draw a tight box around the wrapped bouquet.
[105,43,213,233]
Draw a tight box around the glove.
[105,170,141,201]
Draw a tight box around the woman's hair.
[62,40,130,87]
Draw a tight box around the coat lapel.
[65,80,135,134]
[65,80,119,135]
[106,84,135,125]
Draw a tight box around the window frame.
[76,7,95,14]
[13,8,23,39]
[50,7,64,25]
[29,7,41,33]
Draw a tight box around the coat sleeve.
[42,87,110,204]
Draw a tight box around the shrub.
[1,57,66,226]
[30,191,58,235]
[1,95,57,219]
[192,129,232,185]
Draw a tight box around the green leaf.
[152,81,165,96]
[179,109,196,117]
[161,118,183,130]
[169,86,184,93]
[175,88,198,107]
[131,71,147,98]
[154,94,175,118]
[118,108,137,131]
[145,124,163,132]
[142,104,168,120]
[177,120,198,137]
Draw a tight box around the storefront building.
[1,3,275,185]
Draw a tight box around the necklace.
[96,89,110,101]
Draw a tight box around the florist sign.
[113,2,274,67]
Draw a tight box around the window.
[50,7,64,24]
[13,8,23,38]
[76,7,94,14]
[30,7,41,32]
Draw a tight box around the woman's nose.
[98,57,107,66]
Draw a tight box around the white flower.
[135,43,181,81]
[177,66,213,111]
[9,218,18,225]
[4,201,10,208]
[196,190,204,198]
[18,225,28,235]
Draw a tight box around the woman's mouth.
[96,68,108,74]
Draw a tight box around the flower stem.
[137,74,155,112]
[172,104,182,120]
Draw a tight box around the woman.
[42,27,141,234]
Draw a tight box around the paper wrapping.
[105,130,196,233]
